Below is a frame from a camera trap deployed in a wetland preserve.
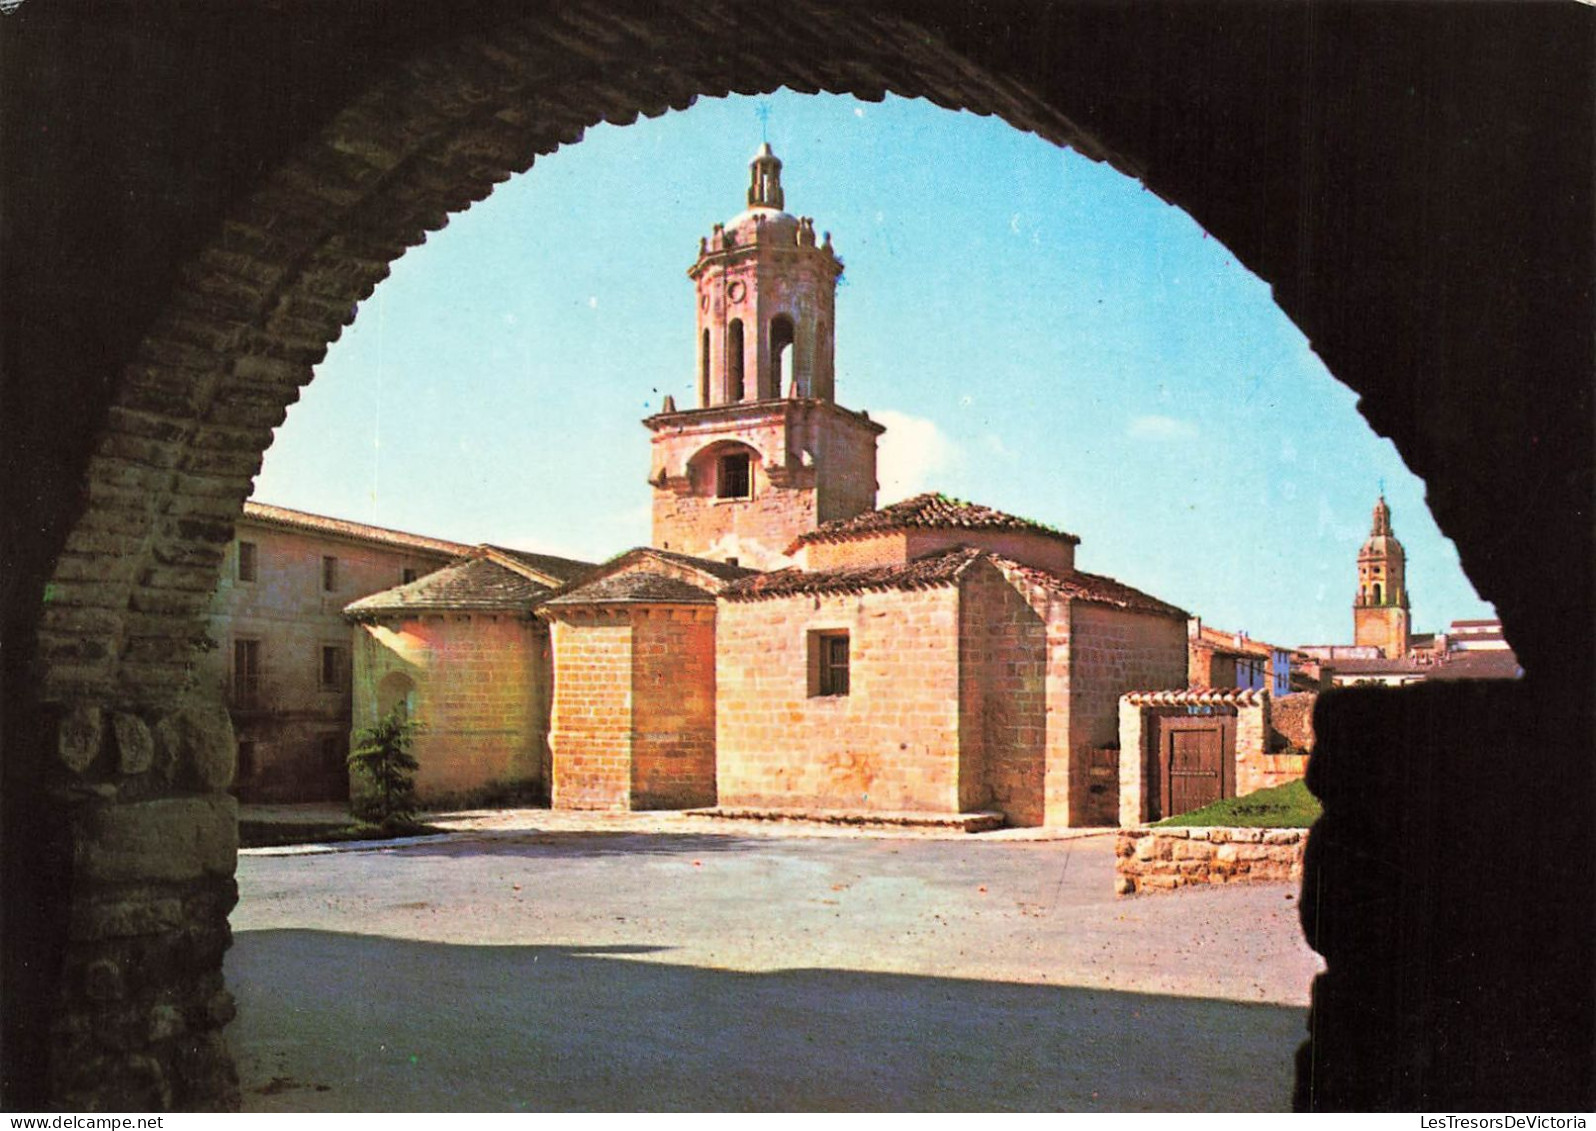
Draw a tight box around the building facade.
[204,502,470,802]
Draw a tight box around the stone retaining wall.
[1115,826,1307,894]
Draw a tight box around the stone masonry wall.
[351,614,544,802]
[547,616,632,809]
[629,608,717,809]
[958,561,1048,824]
[1115,826,1308,894]
[717,585,965,813]
[1068,604,1189,826]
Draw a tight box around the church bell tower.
[1353,494,1412,658]
[643,145,883,569]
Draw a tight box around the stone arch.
[8,0,1589,1113]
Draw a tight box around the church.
[345,146,1191,828]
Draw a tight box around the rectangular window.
[718,452,751,499]
[319,644,348,692]
[237,541,257,583]
[401,567,419,585]
[811,630,850,697]
[232,639,261,708]
[322,555,339,593]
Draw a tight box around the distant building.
[1297,498,1521,688]
[205,502,470,802]
[1187,619,1292,697]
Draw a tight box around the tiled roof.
[344,556,550,619]
[241,501,472,557]
[1123,688,1268,707]
[543,570,717,606]
[480,545,597,586]
[1428,650,1523,681]
[1192,624,1279,658]
[633,547,760,582]
[722,546,987,601]
[788,493,1081,551]
[994,558,1188,619]
[1325,655,1433,676]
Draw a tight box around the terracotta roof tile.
[1428,650,1523,681]
[344,556,550,618]
[543,571,717,606]
[242,501,472,557]
[788,492,1080,551]
[994,558,1188,619]
[480,545,598,586]
[722,546,986,601]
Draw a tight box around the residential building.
[205,502,471,802]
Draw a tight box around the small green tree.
[348,710,421,825]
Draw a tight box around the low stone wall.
[1115,826,1307,894]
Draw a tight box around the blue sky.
[253,91,1492,647]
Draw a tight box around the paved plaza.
[228,811,1322,1111]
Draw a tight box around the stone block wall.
[547,617,632,809]
[1068,604,1189,825]
[650,400,879,569]
[958,560,1048,824]
[1114,826,1308,894]
[1271,691,1317,749]
[352,614,544,803]
[629,608,717,809]
[717,585,965,812]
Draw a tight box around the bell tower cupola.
[1353,494,1412,657]
[644,145,882,570]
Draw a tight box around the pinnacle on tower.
[747,143,785,210]
[1371,494,1392,536]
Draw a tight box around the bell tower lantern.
[688,143,842,405]
[645,145,882,569]
[1353,494,1412,658]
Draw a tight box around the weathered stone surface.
[82,959,125,1002]
[70,895,187,942]
[154,701,237,790]
[147,1004,186,1042]
[58,705,105,774]
[73,797,238,884]
[1116,826,1308,895]
[113,713,155,775]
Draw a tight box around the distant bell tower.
[644,145,882,569]
[1353,494,1411,658]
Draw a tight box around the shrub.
[348,710,421,824]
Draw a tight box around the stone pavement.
[228,809,1321,1111]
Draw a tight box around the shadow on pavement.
[391,829,771,860]
[228,928,1305,1112]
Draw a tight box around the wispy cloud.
[1127,414,1198,441]
[875,409,963,501]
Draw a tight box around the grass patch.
[1155,777,1321,828]
[238,817,449,849]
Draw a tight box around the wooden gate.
[1153,715,1235,820]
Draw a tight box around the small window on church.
[718,452,751,499]
[810,630,850,697]
[402,567,419,585]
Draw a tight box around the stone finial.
[661,393,676,413]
